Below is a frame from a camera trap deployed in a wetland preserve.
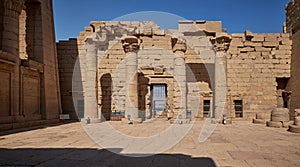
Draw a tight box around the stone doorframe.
[146,75,175,119]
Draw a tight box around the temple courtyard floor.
[0,119,300,167]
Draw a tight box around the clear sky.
[53,0,291,41]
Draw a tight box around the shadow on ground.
[0,121,78,136]
[0,148,216,167]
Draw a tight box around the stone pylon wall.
[0,0,61,130]
[286,0,300,118]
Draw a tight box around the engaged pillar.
[212,33,231,122]
[121,36,140,122]
[172,37,187,118]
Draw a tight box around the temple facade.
[0,0,299,130]
[57,20,293,123]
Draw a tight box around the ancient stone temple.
[1,0,299,130]
[57,20,293,124]
[0,0,61,130]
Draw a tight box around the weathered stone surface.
[287,0,300,118]
[0,0,61,130]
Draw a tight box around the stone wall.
[226,32,292,120]
[57,21,215,122]
[57,39,80,120]
[0,0,61,130]
[286,0,300,118]
[57,20,292,123]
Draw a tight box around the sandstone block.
[264,35,278,42]
[230,38,244,47]
[261,52,271,59]
[244,41,262,47]
[251,34,265,42]
[153,29,165,36]
[263,42,278,47]
[280,40,292,45]
[244,30,254,38]
[255,46,271,52]
[228,47,239,55]
[278,45,292,50]
[280,33,290,38]
[248,52,261,59]
[239,47,254,53]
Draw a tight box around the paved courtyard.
[0,119,300,167]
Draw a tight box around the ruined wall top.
[178,20,223,34]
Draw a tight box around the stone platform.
[0,120,300,166]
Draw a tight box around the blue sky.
[53,0,291,41]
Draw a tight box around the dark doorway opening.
[100,73,112,121]
[234,100,243,118]
[203,100,210,118]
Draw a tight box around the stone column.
[121,36,140,122]
[1,0,24,118]
[1,0,24,56]
[83,38,100,123]
[212,33,231,122]
[172,38,187,118]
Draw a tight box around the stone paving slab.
[0,120,300,166]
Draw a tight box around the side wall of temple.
[286,0,300,119]
[0,0,61,130]
[226,32,291,120]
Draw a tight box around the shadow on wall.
[57,39,80,120]
[138,73,150,121]
[100,73,112,121]
[186,63,214,90]
[0,148,216,167]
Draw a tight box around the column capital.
[171,37,187,53]
[4,0,25,15]
[211,33,232,52]
[121,36,140,53]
